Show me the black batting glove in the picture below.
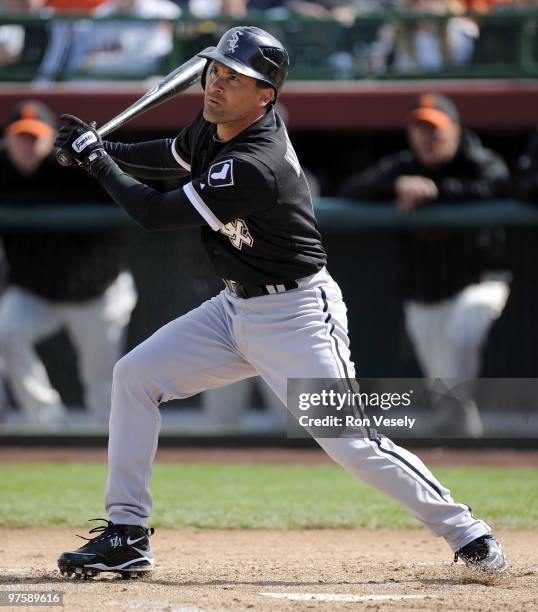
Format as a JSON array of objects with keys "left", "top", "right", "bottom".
[{"left": 55, "top": 114, "right": 107, "bottom": 172}]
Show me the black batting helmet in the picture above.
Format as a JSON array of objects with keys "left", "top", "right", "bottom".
[{"left": 198, "top": 26, "right": 289, "bottom": 101}]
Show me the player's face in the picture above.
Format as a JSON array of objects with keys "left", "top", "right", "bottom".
[
  {"left": 203, "top": 61, "right": 274, "bottom": 140},
  {"left": 407, "top": 120, "right": 461, "bottom": 167},
  {"left": 5, "top": 131, "right": 54, "bottom": 174}
]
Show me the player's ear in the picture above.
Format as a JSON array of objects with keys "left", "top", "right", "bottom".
[{"left": 258, "top": 87, "right": 274, "bottom": 108}]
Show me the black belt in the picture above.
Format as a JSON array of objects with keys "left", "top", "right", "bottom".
[{"left": 224, "top": 279, "right": 299, "bottom": 299}]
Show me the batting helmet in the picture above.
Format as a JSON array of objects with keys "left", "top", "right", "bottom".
[{"left": 198, "top": 27, "right": 289, "bottom": 101}]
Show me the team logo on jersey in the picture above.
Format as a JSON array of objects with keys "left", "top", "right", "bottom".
[
  {"left": 227, "top": 30, "right": 243, "bottom": 54},
  {"left": 208, "top": 159, "right": 234, "bottom": 187},
  {"left": 220, "top": 219, "right": 254, "bottom": 250}
]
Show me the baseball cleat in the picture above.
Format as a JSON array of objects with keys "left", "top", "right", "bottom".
[
  {"left": 454, "top": 534, "right": 508, "bottom": 573},
  {"left": 58, "top": 518, "right": 154, "bottom": 579}
]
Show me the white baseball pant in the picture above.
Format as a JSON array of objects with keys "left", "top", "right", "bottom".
[
  {"left": 404, "top": 279, "right": 509, "bottom": 435},
  {"left": 0, "top": 271, "right": 137, "bottom": 422},
  {"left": 106, "top": 267, "right": 490, "bottom": 551},
  {"left": 404, "top": 279, "right": 510, "bottom": 380}
]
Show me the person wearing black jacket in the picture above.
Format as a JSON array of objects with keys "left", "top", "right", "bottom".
[
  {"left": 0, "top": 101, "right": 137, "bottom": 425},
  {"left": 340, "top": 94, "right": 511, "bottom": 437},
  {"left": 516, "top": 128, "right": 538, "bottom": 203}
]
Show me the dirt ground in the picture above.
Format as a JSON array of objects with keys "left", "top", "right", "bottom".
[
  {"left": 1, "top": 528, "right": 536, "bottom": 612},
  {"left": 1, "top": 447, "right": 537, "bottom": 466},
  {"left": 1, "top": 448, "right": 536, "bottom": 610}
]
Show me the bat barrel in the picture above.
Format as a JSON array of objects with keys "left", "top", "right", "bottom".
[
  {"left": 55, "top": 50, "right": 210, "bottom": 167},
  {"left": 97, "top": 53, "right": 208, "bottom": 138}
]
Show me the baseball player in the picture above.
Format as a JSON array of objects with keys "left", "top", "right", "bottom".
[
  {"left": 54, "top": 26, "right": 507, "bottom": 578},
  {"left": 0, "top": 100, "right": 137, "bottom": 425},
  {"left": 339, "top": 94, "right": 511, "bottom": 437}
]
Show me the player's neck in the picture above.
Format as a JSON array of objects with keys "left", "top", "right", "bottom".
[{"left": 216, "top": 109, "right": 267, "bottom": 142}]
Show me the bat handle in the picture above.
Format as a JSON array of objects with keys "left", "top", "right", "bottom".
[{"left": 56, "top": 148, "right": 73, "bottom": 167}]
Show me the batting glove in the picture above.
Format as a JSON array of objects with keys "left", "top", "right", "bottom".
[{"left": 55, "top": 114, "right": 107, "bottom": 172}]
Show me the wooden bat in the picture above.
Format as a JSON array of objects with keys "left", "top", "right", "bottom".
[{"left": 56, "top": 50, "right": 209, "bottom": 166}]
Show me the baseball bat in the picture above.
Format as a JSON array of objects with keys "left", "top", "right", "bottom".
[{"left": 56, "top": 50, "right": 210, "bottom": 167}]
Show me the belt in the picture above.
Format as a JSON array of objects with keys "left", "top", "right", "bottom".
[{"left": 224, "top": 279, "right": 299, "bottom": 299}]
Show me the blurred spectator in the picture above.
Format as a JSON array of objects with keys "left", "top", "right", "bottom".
[
  {"left": 188, "top": 0, "right": 247, "bottom": 18},
  {"left": 460, "top": 0, "right": 496, "bottom": 10},
  {"left": 45, "top": 0, "right": 106, "bottom": 11},
  {"left": 247, "top": 0, "right": 290, "bottom": 14},
  {"left": 370, "top": 0, "right": 479, "bottom": 73},
  {"left": 0, "top": 21, "right": 25, "bottom": 66},
  {"left": 0, "top": 101, "right": 137, "bottom": 425},
  {"left": 0, "top": 0, "right": 67, "bottom": 83},
  {"left": 1, "top": 0, "right": 50, "bottom": 10},
  {"left": 493, "top": 0, "right": 538, "bottom": 9},
  {"left": 64, "top": 0, "right": 181, "bottom": 78},
  {"left": 287, "top": 0, "right": 357, "bottom": 26},
  {"left": 516, "top": 129, "right": 538, "bottom": 202},
  {"left": 340, "top": 93, "right": 511, "bottom": 436},
  {"left": 94, "top": 0, "right": 181, "bottom": 17},
  {"left": 470, "top": 0, "right": 538, "bottom": 67}
]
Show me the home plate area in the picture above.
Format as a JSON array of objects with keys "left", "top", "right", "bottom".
[{"left": 2, "top": 528, "right": 536, "bottom": 611}]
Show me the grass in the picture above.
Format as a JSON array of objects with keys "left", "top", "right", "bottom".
[{"left": 0, "top": 462, "right": 536, "bottom": 530}]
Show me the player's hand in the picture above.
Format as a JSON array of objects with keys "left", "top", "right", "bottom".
[
  {"left": 395, "top": 175, "right": 438, "bottom": 213},
  {"left": 55, "top": 114, "right": 106, "bottom": 172}
]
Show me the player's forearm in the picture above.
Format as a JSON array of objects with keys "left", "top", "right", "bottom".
[
  {"left": 92, "top": 155, "right": 204, "bottom": 231},
  {"left": 103, "top": 139, "right": 189, "bottom": 181}
]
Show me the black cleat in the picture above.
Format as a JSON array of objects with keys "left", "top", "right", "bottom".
[
  {"left": 454, "top": 534, "right": 508, "bottom": 573},
  {"left": 58, "top": 518, "right": 154, "bottom": 579}
]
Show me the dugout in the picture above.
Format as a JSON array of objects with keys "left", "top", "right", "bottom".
[{"left": 1, "top": 11, "right": 537, "bottom": 442}]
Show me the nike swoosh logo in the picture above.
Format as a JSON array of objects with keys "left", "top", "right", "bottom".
[
  {"left": 126, "top": 535, "right": 145, "bottom": 546},
  {"left": 210, "top": 163, "right": 230, "bottom": 180}
]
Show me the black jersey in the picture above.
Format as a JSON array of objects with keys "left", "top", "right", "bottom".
[
  {"left": 171, "top": 109, "right": 326, "bottom": 284},
  {"left": 97, "top": 109, "right": 326, "bottom": 284}
]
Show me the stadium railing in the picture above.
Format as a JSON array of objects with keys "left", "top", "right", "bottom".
[
  {"left": 0, "top": 10, "right": 536, "bottom": 82},
  {"left": 0, "top": 198, "right": 536, "bottom": 228}
]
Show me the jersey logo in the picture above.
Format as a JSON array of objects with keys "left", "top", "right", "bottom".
[
  {"left": 228, "top": 30, "right": 243, "bottom": 54},
  {"left": 220, "top": 219, "right": 254, "bottom": 250},
  {"left": 208, "top": 159, "right": 234, "bottom": 187},
  {"left": 284, "top": 129, "right": 301, "bottom": 177}
]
